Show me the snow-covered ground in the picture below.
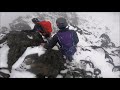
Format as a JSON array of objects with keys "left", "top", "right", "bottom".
[
  {"left": 0, "top": 43, "right": 9, "bottom": 68},
  {"left": 73, "top": 46, "right": 119, "bottom": 78},
  {"left": 10, "top": 70, "right": 36, "bottom": 78},
  {"left": 0, "top": 12, "right": 120, "bottom": 78},
  {"left": 0, "top": 45, "right": 46, "bottom": 78},
  {"left": 76, "top": 12, "right": 120, "bottom": 47},
  {"left": 0, "top": 31, "right": 119, "bottom": 78}
]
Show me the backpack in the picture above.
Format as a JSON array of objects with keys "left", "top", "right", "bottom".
[
  {"left": 57, "top": 30, "right": 76, "bottom": 55},
  {"left": 37, "top": 21, "right": 52, "bottom": 34}
]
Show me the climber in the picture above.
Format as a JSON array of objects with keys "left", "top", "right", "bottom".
[
  {"left": 32, "top": 18, "right": 53, "bottom": 41},
  {"left": 43, "top": 17, "right": 79, "bottom": 62}
]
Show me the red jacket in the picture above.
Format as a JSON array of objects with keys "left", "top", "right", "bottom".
[{"left": 37, "top": 21, "right": 52, "bottom": 34}]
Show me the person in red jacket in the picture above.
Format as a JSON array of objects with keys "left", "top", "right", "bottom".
[{"left": 32, "top": 18, "right": 53, "bottom": 39}]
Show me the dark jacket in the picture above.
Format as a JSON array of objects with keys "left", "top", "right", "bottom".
[
  {"left": 33, "top": 23, "right": 51, "bottom": 38},
  {"left": 33, "top": 24, "right": 44, "bottom": 33},
  {"left": 44, "top": 28, "right": 79, "bottom": 51}
]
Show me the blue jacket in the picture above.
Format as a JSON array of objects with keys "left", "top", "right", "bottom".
[{"left": 44, "top": 28, "right": 79, "bottom": 55}]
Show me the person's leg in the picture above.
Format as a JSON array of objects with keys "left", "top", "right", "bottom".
[
  {"left": 64, "top": 52, "right": 73, "bottom": 62},
  {"left": 67, "top": 55, "right": 73, "bottom": 62}
]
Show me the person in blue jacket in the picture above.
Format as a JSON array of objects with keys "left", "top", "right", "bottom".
[{"left": 44, "top": 17, "right": 79, "bottom": 62}]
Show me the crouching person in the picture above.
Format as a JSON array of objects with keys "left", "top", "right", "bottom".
[{"left": 42, "top": 17, "right": 79, "bottom": 62}]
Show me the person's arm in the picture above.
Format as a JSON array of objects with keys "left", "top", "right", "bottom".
[
  {"left": 72, "top": 31, "right": 79, "bottom": 45},
  {"left": 44, "top": 34, "right": 58, "bottom": 49}
]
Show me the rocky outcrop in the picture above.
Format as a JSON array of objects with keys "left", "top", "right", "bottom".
[
  {"left": 0, "top": 30, "right": 66, "bottom": 78},
  {"left": 21, "top": 50, "right": 66, "bottom": 78},
  {"left": 0, "top": 71, "right": 10, "bottom": 78},
  {"left": 0, "top": 30, "right": 44, "bottom": 71}
]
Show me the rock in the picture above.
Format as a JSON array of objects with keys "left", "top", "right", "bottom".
[
  {"left": 22, "top": 50, "right": 66, "bottom": 78},
  {"left": 0, "top": 30, "right": 67, "bottom": 78},
  {"left": 0, "top": 30, "right": 44, "bottom": 71},
  {"left": 9, "top": 16, "right": 31, "bottom": 31},
  {"left": 100, "top": 33, "right": 116, "bottom": 48},
  {"left": 0, "top": 71, "right": 10, "bottom": 78}
]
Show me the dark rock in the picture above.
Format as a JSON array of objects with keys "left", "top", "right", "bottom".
[
  {"left": 112, "top": 66, "right": 120, "bottom": 72},
  {"left": 24, "top": 50, "right": 66, "bottom": 78},
  {"left": 85, "top": 75, "right": 93, "bottom": 78},
  {"left": 0, "top": 30, "right": 44, "bottom": 72},
  {"left": 72, "top": 72, "right": 81, "bottom": 78},
  {"left": 100, "top": 33, "right": 116, "bottom": 48},
  {"left": 80, "top": 60, "right": 95, "bottom": 68},
  {"left": 94, "top": 68, "right": 101, "bottom": 75},
  {"left": 0, "top": 71, "right": 10, "bottom": 78}
]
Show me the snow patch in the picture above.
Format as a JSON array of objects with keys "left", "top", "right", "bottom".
[
  {"left": 10, "top": 70, "right": 36, "bottom": 78},
  {"left": 0, "top": 44, "right": 9, "bottom": 68},
  {"left": 73, "top": 47, "right": 119, "bottom": 78}
]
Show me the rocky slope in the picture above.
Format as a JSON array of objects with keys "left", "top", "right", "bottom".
[{"left": 0, "top": 12, "right": 120, "bottom": 78}]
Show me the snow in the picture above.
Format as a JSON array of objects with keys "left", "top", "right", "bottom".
[
  {"left": 76, "top": 33, "right": 91, "bottom": 47},
  {"left": 0, "top": 12, "right": 120, "bottom": 78},
  {"left": 76, "top": 12, "right": 120, "bottom": 47},
  {"left": 73, "top": 46, "right": 119, "bottom": 78},
  {"left": 0, "top": 34, "right": 6, "bottom": 40},
  {"left": 12, "top": 46, "right": 46, "bottom": 69},
  {"left": 0, "top": 43, "right": 9, "bottom": 68},
  {"left": 0, "top": 12, "right": 34, "bottom": 28},
  {"left": 0, "top": 69, "right": 9, "bottom": 74},
  {"left": 60, "top": 69, "right": 68, "bottom": 74},
  {"left": 110, "top": 56, "right": 120, "bottom": 66},
  {"left": 10, "top": 70, "right": 36, "bottom": 78},
  {"left": 0, "top": 12, "right": 119, "bottom": 46},
  {"left": 56, "top": 74, "right": 63, "bottom": 78}
]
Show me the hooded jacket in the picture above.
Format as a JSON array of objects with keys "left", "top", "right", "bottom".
[{"left": 44, "top": 27, "right": 79, "bottom": 52}]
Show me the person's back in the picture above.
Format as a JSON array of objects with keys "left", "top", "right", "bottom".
[
  {"left": 57, "top": 28, "right": 78, "bottom": 61},
  {"left": 44, "top": 17, "right": 79, "bottom": 62},
  {"left": 32, "top": 18, "right": 52, "bottom": 39}
]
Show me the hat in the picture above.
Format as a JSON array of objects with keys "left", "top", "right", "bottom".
[
  {"left": 56, "top": 17, "right": 68, "bottom": 29},
  {"left": 32, "top": 18, "right": 40, "bottom": 23}
]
